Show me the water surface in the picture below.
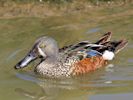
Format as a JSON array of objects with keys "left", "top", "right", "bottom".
[{"left": 0, "top": 5, "right": 133, "bottom": 100}]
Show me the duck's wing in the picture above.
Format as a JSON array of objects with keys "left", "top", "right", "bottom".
[
  {"left": 59, "top": 32, "right": 112, "bottom": 58},
  {"left": 59, "top": 42, "right": 103, "bottom": 61},
  {"left": 59, "top": 31, "right": 127, "bottom": 61},
  {"left": 59, "top": 41, "right": 89, "bottom": 53},
  {"left": 59, "top": 32, "right": 112, "bottom": 52},
  {"left": 59, "top": 41, "right": 103, "bottom": 54}
]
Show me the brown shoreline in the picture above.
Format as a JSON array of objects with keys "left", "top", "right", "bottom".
[{"left": 0, "top": 1, "right": 132, "bottom": 18}]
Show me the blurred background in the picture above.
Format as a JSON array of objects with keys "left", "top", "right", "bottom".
[{"left": 0, "top": 0, "right": 132, "bottom": 18}]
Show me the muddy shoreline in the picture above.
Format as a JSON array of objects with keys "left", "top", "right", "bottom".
[{"left": 0, "top": 0, "right": 132, "bottom": 18}]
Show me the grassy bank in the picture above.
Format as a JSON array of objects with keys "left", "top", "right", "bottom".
[{"left": 0, "top": 0, "right": 132, "bottom": 18}]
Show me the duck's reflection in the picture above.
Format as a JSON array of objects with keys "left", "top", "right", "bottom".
[
  {"left": 14, "top": 71, "right": 98, "bottom": 100},
  {"left": 15, "top": 65, "right": 115, "bottom": 100}
]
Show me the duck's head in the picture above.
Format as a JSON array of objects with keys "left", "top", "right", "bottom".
[{"left": 15, "top": 36, "right": 59, "bottom": 69}]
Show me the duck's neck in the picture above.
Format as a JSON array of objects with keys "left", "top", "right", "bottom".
[
  {"left": 46, "top": 50, "right": 59, "bottom": 61},
  {"left": 45, "top": 40, "right": 59, "bottom": 59}
]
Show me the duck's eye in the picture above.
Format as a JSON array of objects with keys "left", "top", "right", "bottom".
[{"left": 39, "top": 44, "right": 46, "bottom": 48}]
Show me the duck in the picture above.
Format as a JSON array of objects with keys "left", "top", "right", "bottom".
[{"left": 15, "top": 32, "right": 128, "bottom": 78}]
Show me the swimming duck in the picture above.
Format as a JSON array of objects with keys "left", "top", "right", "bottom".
[{"left": 15, "top": 32, "right": 128, "bottom": 78}]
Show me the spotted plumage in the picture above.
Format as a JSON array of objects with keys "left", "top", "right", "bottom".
[{"left": 15, "top": 32, "right": 128, "bottom": 78}]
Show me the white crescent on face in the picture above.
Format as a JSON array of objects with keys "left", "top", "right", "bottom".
[{"left": 38, "top": 46, "right": 47, "bottom": 58}]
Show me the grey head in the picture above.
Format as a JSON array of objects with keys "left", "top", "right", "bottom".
[{"left": 15, "top": 36, "right": 59, "bottom": 69}]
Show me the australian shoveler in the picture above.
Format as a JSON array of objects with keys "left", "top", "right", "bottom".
[{"left": 15, "top": 32, "right": 128, "bottom": 78}]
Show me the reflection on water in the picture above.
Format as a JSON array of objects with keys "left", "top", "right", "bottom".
[
  {"left": 90, "top": 93, "right": 133, "bottom": 100},
  {"left": 14, "top": 59, "right": 133, "bottom": 100},
  {"left": 15, "top": 72, "right": 95, "bottom": 100},
  {"left": 0, "top": 5, "right": 133, "bottom": 100}
]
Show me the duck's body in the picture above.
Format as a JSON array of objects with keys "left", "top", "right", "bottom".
[
  {"left": 15, "top": 32, "right": 128, "bottom": 78},
  {"left": 36, "top": 55, "right": 78, "bottom": 77}
]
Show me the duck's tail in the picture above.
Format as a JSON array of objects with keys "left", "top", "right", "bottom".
[
  {"left": 87, "top": 32, "right": 128, "bottom": 60},
  {"left": 93, "top": 32, "right": 128, "bottom": 54},
  {"left": 100, "top": 39, "right": 128, "bottom": 54},
  {"left": 94, "top": 39, "right": 128, "bottom": 60}
]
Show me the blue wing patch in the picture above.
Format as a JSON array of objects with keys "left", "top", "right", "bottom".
[{"left": 87, "top": 50, "right": 102, "bottom": 57}]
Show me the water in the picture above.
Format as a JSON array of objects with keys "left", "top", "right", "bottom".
[{"left": 0, "top": 5, "right": 133, "bottom": 100}]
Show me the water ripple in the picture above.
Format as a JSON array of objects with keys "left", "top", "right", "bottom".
[{"left": 85, "top": 27, "right": 101, "bottom": 34}]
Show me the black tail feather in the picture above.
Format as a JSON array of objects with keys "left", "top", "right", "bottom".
[
  {"left": 96, "top": 39, "right": 128, "bottom": 54},
  {"left": 95, "top": 32, "right": 112, "bottom": 44}
]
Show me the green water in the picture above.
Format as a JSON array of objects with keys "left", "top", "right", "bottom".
[{"left": 0, "top": 5, "right": 133, "bottom": 100}]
